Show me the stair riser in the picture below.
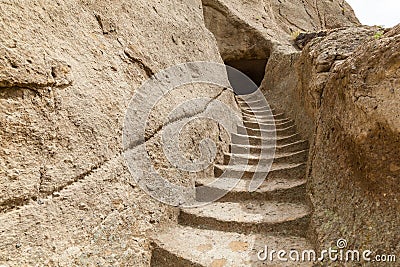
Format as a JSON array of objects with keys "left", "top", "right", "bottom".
[
  {"left": 223, "top": 151, "right": 308, "bottom": 165},
  {"left": 240, "top": 122, "right": 295, "bottom": 131},
  {"left": 179, "top": 212, "right": 311, "bottom": 238},
  {"left": 242, "top": 119, "right": 291, "bottom": 126},
  {"left": 195, "top": 183, "right": 307, "bottom": 204},
  {"left": 236, "top": 95, "right": 263, "bottom": 102},
  {"left": 237, "top": 98, "right": 264, "bottom": 103},
  {"left": 239, "top": 103, "right": 274, "bottom": 110},
  {"left": 241, "top": 111, "right": 286, "bottom": 120},
  {"left": 237, "top": 126, "right": 296, "bottom": 137},
  {"left": 231, "top": 135, "right": 276, "bottom": 146},
  {"left": 151, "top": 245, "right": 203, "bottom": 267},
  {"left": 230, "top": 141, "right": 308, "bottom": 155},
  {"left": 231, "top": 134, "right": 301, "bottom": 146},
  {"left": 244, "top": 127, "right": 296, "bottom": 137},
  {"left": 237, "top": 125, "right": 276, "bottom": 134},
  {"left": 214, "top": 165, "right": 306, "bottom": 180},
  {"left": 237, "top": 98, "right": 275, "bottom": 107},
  {"left": 243, "top": 120, "right": 294, "bottom": 129},
  {"left": 241, "top": 108, "right": 277, "bottom": 115}
]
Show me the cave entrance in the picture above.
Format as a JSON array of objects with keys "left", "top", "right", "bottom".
[
  {"left": 226, "top": 59, "right": 268, "bottom": 87},
  {"left": 225, "top": 59, "right": 268, "bottom": 95},
  {"left": 200, "top": 3, "right": 271, "bottom": 95}
]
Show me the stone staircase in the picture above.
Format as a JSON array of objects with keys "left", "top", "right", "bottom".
[{"left": 150, "top": 95, "right": 314, "bottom": 266}]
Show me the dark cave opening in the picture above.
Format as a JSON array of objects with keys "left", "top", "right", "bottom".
[{"left": 225, "top": 59, "right": 268, "bottom": 95}]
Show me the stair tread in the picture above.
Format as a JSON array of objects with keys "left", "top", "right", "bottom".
[
  {"left": 196, "top": 177, "right": 307, "bottom": 193},
  {"left": 215, "top": 162, "right": 305, "bottom": 173},
  {"left": 232, "top": 132, "right": 300, "bottom": 140},
  {"left": 242, "top": 119, "right": 294, "bottom": 126},
  {"left": 237, "top": 125, "right": 296, "bottom": 132},
  {"left": 230, "top": 139, "right": 308, "bottom": 149},
  {"left": 181, "top": 201, "right": 310, "bottom": 225},
  {"left": 241, "top": 104, "right": 275, "bottom": 109},
  {"left": 241, "top": 108, "right": 276, "bottom": 114},
  {"left": 242, "top": 112, "right": 285, "bottom": 118},
  {"left": 242, "top": 117, "right": 291, "bottom": 123},
  {"left": 224, "top": 149, "right": 308, "bottom": 160},
  {"left": 152, "top": 226, "right": 313, "bottom": 266}
]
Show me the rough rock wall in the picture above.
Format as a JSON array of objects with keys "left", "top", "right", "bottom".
[
  {"left": 202, "top": 0, "right": 399, "bottom": 258},
  {"left": 202, "top": 0, "right": 359, "bottom": 62},
  {"left": 309, "top": 25, "right": 400, "bottom": 255},
  {"left": 203, "top": 0, "right": 359, "bottom": 139},
  {"left": 263, "top": 26, "right": 379, "bottom": 139},
  {"left": 263, "top": 21, "right": 400, "bottom": 256},
  {"left": 0, "top": 0, "right": 237, "bottom": 265}
]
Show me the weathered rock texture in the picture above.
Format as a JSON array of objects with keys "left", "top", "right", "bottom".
[
  {"left": 202, "top": 0, "right": 360, "bottom": 138},
  {"left": 263, "top": 22, "right": 400, "bottom": 259},
  {"left": 0, "top": 0, "right": 237, "bottom": 265},
  {"left": 2, "top": 0, "right": 397, "bottom": 265},
  {"left": 264, "top": 26, "right": 381, "bottom": 139},
  {"left": 202, "top": 0, "right": 359, "bottom": 62},
  {"left": 309, "top": 25, "right": 400, "bottom": 255},
  {"left": 202, "top": 0, "right": 399, "bottom": 259}
]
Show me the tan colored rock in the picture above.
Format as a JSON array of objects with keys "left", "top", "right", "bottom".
[
  {"left": 1, "top": 0, "right": 388, "bottom": 265},
  {"left": 0, "top": 0, "right": 237, "bottom": 265},
  {"left": 202, "top": 0, "right": 359, "bottom": 62},
  {"left": 263, "top": 26, "right": 380, "bottom": 139},
  {"left": 309, "top": 25, "right": 400, "bottom": 254},
  {"left": 262, "top": 21, "right": 399, "bottom": 256},
  {"left": 202, "top": 0, "right": 360, "bottom": 134}
]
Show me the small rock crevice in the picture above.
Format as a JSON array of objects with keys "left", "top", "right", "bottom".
[
  {"left": 124, "top": 47, "right": 155, "bottom": 78},
  {"left": 125, "top": 88, "right": 228, "bottom": 151},
  {"left": 0, "top": 159, "right": 108, "bottom": 214}
]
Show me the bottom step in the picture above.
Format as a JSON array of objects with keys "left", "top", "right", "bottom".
[{"left": 151, "top": 226, "right": 314, "bottom": 266}]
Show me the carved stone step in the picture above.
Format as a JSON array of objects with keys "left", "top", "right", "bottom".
[
  {"left": 241, "top": 106, "right": 275, "bottom": 113},
  {"left": 151, "top": 226, "right": 313, "bottom": 266},
  {"left": 179, "top": 201, "right": 311, "bottom": 237},
  {"left": 237, "top": 124, "right": 297, "bottom": 137},
  {"left": 241, "top": 110, "right": 286, "bottom": 120},
  {"left": 242, "top": 116, "right": 292, "bottom": 124},
  {"left": 214, "top": 163, "right": 306, "bottom": 180},
  {"left": 230, "top": 140, "right": 309, "bottom": 155},
  {"left": 223, "top": 149, "right": 308, "bottom": 165},
  {"left": 195, "top": 177, "right": 308, "bottom": 203},
  {"left": 237, "top": 98, "right": 272, "bottom": 107},
  {"left": 231, "top": 132, "right": 302, "bottom": 147},
  {"left": 242, "top": 119, "right": 294, "bottom": 129}
]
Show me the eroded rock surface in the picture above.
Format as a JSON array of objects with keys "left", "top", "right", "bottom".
[
  {"left": 202, "top": 0, "right": 359, "bottom": 61},
  {"left": 263, "top": 22, "right": 399, "bottom": 256},
  {"left": 0, "top": 0, "right": 236, "bottom": 265},
  {"left": 263, "top": 26, "right": 381, "bottom": 139},
  {"left": 1, "top": 0, "right": 397, "bottom": 265},
  {"left": 310, "top": 25, "right": 400, "bottom": 255}
]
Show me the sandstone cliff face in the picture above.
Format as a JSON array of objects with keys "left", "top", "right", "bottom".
[
  {"left": 263, "top": 22, "right": 400, "bottom": 257},
  {"left": 309, "top": 25, "right": 400, "bottom": 255},
  {"left": 0, "top": 0, "right": 236, "bottom": 265},
  {"left": 263, "top": 26, "right": 380, "bottom": 139},
  {"left": 203, "top": 0, "right": 359, "bottom": 61},
  {"left": 202, "top": 0, "right": 360, "bottom": 138},
  {"left": 1, "top": 0, "right": 397, "bottom": 265},
  {"left": 206, "top": 0, "right": 398, "bottom": 258}
]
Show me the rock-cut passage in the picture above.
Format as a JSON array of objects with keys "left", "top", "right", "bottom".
[
  {"left": 150, "top": 94, "right": 314, "bottom": 266},
  {"left": 226, "top": 59, "right": 268, "bottom": 87}
]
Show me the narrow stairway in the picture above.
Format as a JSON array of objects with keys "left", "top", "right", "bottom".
[{"left": 151, "top": 95, "right": 314, "bottom": 266}]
